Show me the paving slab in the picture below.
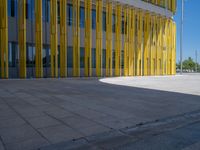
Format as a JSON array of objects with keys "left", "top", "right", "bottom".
[
  {"left": 0, "top": 139, "right": 5, "bottom": 150},
  {"left": 38, "top": 125, "right": 83, "bottom": 144},
  {"left": 0, "top": 124, "right": 41, "bottom": 144},
  {"left": 100, "top": 74, "right": 200, "bottom": 96},
  {"left": 5, "top": 136, "right": 49, "bottom": 150},
  {"left": 26, "top": 115, "right": 62, "bottom": 129},
  {"left": 0, "top": 74, "right": 200, "bottom": 149}
]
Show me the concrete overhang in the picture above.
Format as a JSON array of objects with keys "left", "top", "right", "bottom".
[
  {"left": 88, "top": 0, "right": 173, "bottom": 18},
  {"left": 113, "top": 0, "right": 173, "bottom": 18}
]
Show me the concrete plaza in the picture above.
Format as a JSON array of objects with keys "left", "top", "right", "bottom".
[{"left": 0, "top": 74, "right": 200, "bottom": 150}]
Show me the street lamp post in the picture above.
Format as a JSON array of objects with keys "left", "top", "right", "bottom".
[{"left": 180, "top": 0, "right": 184, "bottom": 74}]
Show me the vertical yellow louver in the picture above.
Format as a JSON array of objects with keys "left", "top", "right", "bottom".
[
  {"left": 115, "top": 4, "right": 122, "bottom": 76},
  {"left": 18, "top": 0, "right": 26, "bottom": 78},
  {"left": 166, "top": 19, "right": 170, "bottom": 75},
  {"left": 163, "top": 18, "right": 168, "bottom": 75},
  {"left": 73, "top": 0, "right": 80, "bottom": 77},
  {"left": 85, "top": 0, "right": 92, "bottom": 77},
  {"left": 0, "top": 0, "right": 8, "bottom": 78},
  {"left": 151, "top": 15, "right": 156, "bottom": 76},
  {"left": 96, "top": 0, "right": 103, "bottom": 77},
  {"left": 124, "top": 7, "right": 129, "bottom": 76},
  {"left": 50, "top": 0, "right": 58, "bottom": 77},
  {"left": 160, "top": 17, "right": 164, "bottom": 75},
  {"left": 156, "top": 16, "right": 162, "bottom": 75},
  {"left": 106, "top": 2, "right": 113, "bottom": 77},
  {"left": 129, "top": 8, "right": 135, "bottom": 76},
  {"left": 172, "top": 0, "right": 177, "bottom": 14},
  {"left": 169, "top": 19, "right": 173, "bottom": 75},
  {"left": 35, "top": 0, "right": 43, "bottom": 78},
  {"left": 136, "top": 10, "right": 143, "bottom": 76},
  {"left": 60, "top": 0, "right": 67, "bottom": 77},
  {"left": 144, "top": 12, "right": 150, "bottom": 76},
  {"left": 172, "top": 21, "right": 176, "bottom": 75}
]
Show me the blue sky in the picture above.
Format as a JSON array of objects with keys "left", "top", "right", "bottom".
[{"left": 174, "top": 0, "right": 200, "bottom": 63}]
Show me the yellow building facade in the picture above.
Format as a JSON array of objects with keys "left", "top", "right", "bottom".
[{"left": 0, "top": 0, "right": 176, "bottom": 78}]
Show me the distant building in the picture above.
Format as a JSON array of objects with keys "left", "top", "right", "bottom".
[{"left": 0, "top": 0, "right": 177, "bottom": 78}]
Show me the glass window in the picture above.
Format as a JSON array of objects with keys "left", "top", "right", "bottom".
[
  {"left": 42, "top": 0, "right": 46, "bottom": 21},
  {"left": 122, "top": 18, "right": 124, "bottom": 34},
  {"left": 26, "top": 44, "right": 35, "bottom": 67},
  {"left": 102, "top": 12, "right": 106, "bottom": 31},
  {"left": 80, "top": 48, "right": 84, "bottom": 68},
  {"left": 58, "top": 46, "right": 60, "bottom": 67},
  {"left": 46, "top": 47, "right": 50, "bottom": 67},
  {"left": 42, "top": 48, "right": 46, "bottom": 67},
  {"left": 42, "top": 0, "right": 50, "bottom": 22},
  {"left": 8, "top": 0, "right": 11, "bottom": 17},
  {"left": 32, "top": 0, "right": 35, "bottom": 20},
  {"left": 8, "top": 43, "right": 12, "bottom": 67},
  {"left": 80, "top": 7, "right": 85, "bottom": 28},
  {"left": 8, "top": 42, "right": 18, "bottom": 68},
  {"left": 68, "top": 4, "right": 73, "bottom": 26},
  {"left": 102, "top": 49, "right": 106, "bottom": 68},
  {"left": 57, "top": 1, "right": 60, "bottom": 24},
  {"left": 43, "top": 0, "right": 50, "bottom": 22},
  {"left": 92, "top": 9, "right": 96, "bottom": 29},
  {"left": 47, "top": 0, "right": 50, "bottom": 22},
  {"left": 121, "top": 50, "right": 124, "bottom": 69},
  {"left": 8, "top": 0, "right": 16, "bottom": 17},
  {"left": 112, "top": 50, "right": 115, "bottom": 68},
  {"left": 67, "top": 47, "right": 73, "bottom": 68},
  {"left": 112, "top": 14, "right": 115, "bottom": 33},
  {"left": 92, "top": 48, "right": 96, "bottom": 68},
  {"left": 26, "top": 0, "right": 31, "bottom": 19}
]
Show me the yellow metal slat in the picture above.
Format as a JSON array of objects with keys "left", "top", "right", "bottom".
[
  {"left": 144, "top": 12, "right": 150, "bottom": 76},
  {"left": 160, "top": 17, "right": 164, "bottom": 75},
  {"left": 136, "top": 10, "right": 143, "bottom": 76},
  {"left": 156, "top": 16, "right": 162, "bottom": 75},
  {"left": 172, "top": 22, "right": 176, "bottom": 75},
  {"left": 172, "top": 0, "right": 177, "bottom": 14},
  {"left": 18, "top": 0, "right": 26, "bottom": 78},
  {"left": 84, "top": 0, "right": 92, "bottom": 77},
  {"left": 128, "top": 8, "right": 135, "bottom": 76},
  {"left": 60, "top": 0, "right": 67, "bottom": 77},
  {"left": 115, "top": 4, "right": 122, "bottom": 76},
  {"left": 169, "top": 19, "right": 173, "bottom": 75},
  {"left": 50, "top": 0, "right": 58, "bottom": 77},
  {"left": 163, "top": 18, "right": 167, "bottom": 75},
  {"left": 96, "top": 0, "right": 103, "bottom": 77},
  {"left": 73, "top": 0, "right": 80, "bottom": 77},
  {"left": 124, "top": 7, "right": 129, "bottom": 76},
  {"left": 166, "top": 19, "right": 171, "bottom": 75},
  {"left": 35, "top": 0, "right": 43, "bottom": 78},
  {"left": 151, "top": 15, "right": 156, "bottom": 76},
  {"left": 106, "top": 2, "right": 112, "bottom": 77},
  {"left": 0, "top": 0, "right": 8, "bottom": 78}
]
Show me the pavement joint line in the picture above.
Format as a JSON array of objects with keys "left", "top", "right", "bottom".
[
  {"left": 39, "top": 109, "right": 200, "bottom": 150},
  {"left": 0, "top": 136, "right": 6, "bottom": 150},
  {"left": 30, "top": 92, "right": 118, "bottom": 131},
  {"left": 121, "top": 108, "right": 200, "bottom": 132},
  {"left": 0, "top": 96, "right": 52, "bottom": 145}
]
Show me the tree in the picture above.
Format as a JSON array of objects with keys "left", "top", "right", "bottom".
[
  {"left": 182, "top": 57, "right": 196, "bottom": 70},
  {"left": 176, "top": 57, "right": 199, "bottom": 72}
]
